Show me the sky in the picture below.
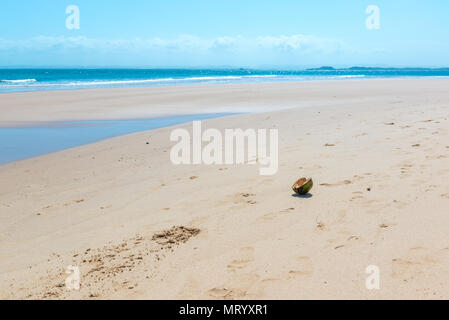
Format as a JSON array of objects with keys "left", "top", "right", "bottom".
[{"left": 0, "top": 0, "right": 448, "bottom": 68}]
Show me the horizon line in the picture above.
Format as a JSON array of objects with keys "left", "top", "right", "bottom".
[{"left": 1, "top": 65, "right": 449, "bottom": 70}]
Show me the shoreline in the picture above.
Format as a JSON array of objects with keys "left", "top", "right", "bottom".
[
  {"left": 0, "top": 78, "right": 446, "bottom": 126},
  {"left": 0, "top": 76, "right": 401, "bottom": 95},
  {"left": 1, "top": 78, "right": 449, "bottom": 299},
  {"left": 0, "top": 113, "right": 239, "bottom": 166},
  {"left": 1, "top": 76, "right": 443, "bottom": 94}
]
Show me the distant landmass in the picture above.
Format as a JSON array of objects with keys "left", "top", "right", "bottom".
[
  {"left": 307, "top": 66, "right": 449, "bottom": 71},
  {"left": 307, "top": 66, "right": 335, "bottom": 71}
]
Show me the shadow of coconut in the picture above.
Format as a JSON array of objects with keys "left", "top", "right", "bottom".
[{"left": 291, "top": 193, "right": 313, "bottom": 199}]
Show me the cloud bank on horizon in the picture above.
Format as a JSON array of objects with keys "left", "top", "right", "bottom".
[
  {"left": 0, "top": 34, "right": 351, "bottom": 67},
  {"left": 0, "top": 0, "right": 448, "bottom": 68}
]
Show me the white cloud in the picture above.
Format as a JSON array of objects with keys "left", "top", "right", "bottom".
[
  {"left": 0, "top": 34, "right": 351, "bottom": 66},
  {"left": 256, "top": 35, "right": 343, "bottom": 53},
  {"left": 0, "top": 34, "right": 344, "bottom": 53}
]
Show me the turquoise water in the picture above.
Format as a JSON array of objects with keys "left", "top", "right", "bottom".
[
  {"left": 1, "top": 68, "right": 449, "bottom": 93},
  {"left": 0, "top": 114, "right": 234, "bottom": 165}
]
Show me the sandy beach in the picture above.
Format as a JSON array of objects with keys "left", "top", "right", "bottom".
[{"left": 0, "top": 78, "right": 448, "bottom": 299}]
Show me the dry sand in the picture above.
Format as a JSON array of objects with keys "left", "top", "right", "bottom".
[{"left": 0, "top": 79, "right": 448, "bottom": 299}]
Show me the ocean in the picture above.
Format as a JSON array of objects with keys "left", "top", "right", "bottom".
[{"left": 1, "top": 68, "right": 449, "bottom": 93}]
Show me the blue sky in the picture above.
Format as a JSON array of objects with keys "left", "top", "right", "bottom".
[{"left": 0, "top": 0, "right": 448, "bottom": 67}]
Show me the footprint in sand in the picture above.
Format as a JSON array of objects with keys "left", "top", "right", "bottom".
[
  {"left": 241, "top": 193, "right": 256, "bottom": 198},
  {"left": 390, "top": 199, "right": 408, "bottom": 209},
  {"left": 207, "top": 286, "right": 249, "bottom": 300},
  {"left": 331, "top": 235, "right": 361, "bottom": 251},
  {"left": 256, "top": 278, "right": 282, "bottom": 295},
  {"left": 316, "top": 221, "right": 326, "bottom": 231},
  {"left": 396, "top": 161, "right": 414, "bottom": 178},
  {"left": 227, "top": 247, "right": 255, "bottom": 272},
  {"left": 350, "top": 195, "right": 365, "bottom": 201},
  {"left": 207, "top": 287, "right": 234, "bottom": 299},
  {"left": 258, "top": 208, "right": 294, "bottom": 222},
  {"left": 391, "top": 247, "right": 440, "bottom": 281},
  {"left": 63, "top": 199, "right": 85, "bottom": 207},
  {"left": 207, "top": 274, "right": 260, "bottom": 299},
  {"left": 228, "top": 193, "right": 257, "bottom": 205},
  {"left": 424, "top": 185, "right": 438, "bottom": 192},
  {"left": 288, "top": 257, "right": 314, "bottom": 279},
  {"left": 320, "top": 180, "right": 352, "bottom": 187},
  {"left": 353, "top": 132, "right": 368, "bottom": 138}
]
